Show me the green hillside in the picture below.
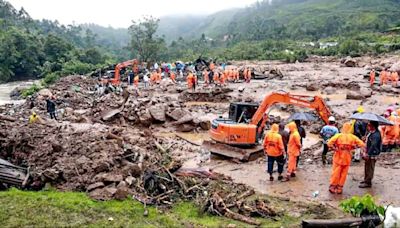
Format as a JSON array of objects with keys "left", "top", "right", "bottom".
[{"left": 156, "top": 0, "right": 400, "bottom": 42}]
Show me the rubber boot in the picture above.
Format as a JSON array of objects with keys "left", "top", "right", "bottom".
[
  {"left": 329, "top": 185, "right": 336, "bottom": 194},
  {"left": 336, "top": 186, "right": 343, "bottom": 194},
  {"left": 322, "top": 154, "right": 327, "bottom": 165}
]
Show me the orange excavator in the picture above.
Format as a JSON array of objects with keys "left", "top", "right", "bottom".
[
  {"left": 204, "top": 91, "right": 331, "bottom": 161},
  {"left": 102, "top": 59, "right": 139, "bottom": 86}
]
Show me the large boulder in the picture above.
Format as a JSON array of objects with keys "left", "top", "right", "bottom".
[
  {"left": 149, "top": 105, "right": 166, "bottom": 122},
  {"left": 390, "top": 61, "right": 400, "bottom": 73},
  {"left": 346, "top": 89, "right": 371, "bottom": 100},
  {"left": 38, "top": 88, "right": 53, "bottom": 97},
  {"left": 344, "top": 57, "right": 357, "bottom": 67}
]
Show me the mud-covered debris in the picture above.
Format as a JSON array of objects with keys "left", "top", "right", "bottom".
[
  {"left": 343, "top": 57, "right": 357, "bottom": 67},
  {"left": 306, "top": 83, "right": 319, "bottom": 91},
  {"left": 149, "top": 105, "right": 166, "bottom": 122}
]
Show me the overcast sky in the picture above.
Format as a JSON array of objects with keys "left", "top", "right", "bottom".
[{"left": 8, "top": 0, "right": 258, "bottom": 28}]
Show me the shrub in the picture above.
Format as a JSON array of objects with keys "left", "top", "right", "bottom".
[
  {"left": 21, "top": 83, "right": 42, "bottom": 98},
  {"left": 339, "top": 194, "right": 385, "bottom": 217}
]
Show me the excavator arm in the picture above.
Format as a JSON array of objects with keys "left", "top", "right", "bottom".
[
  {"left": 251, "top": 92, "right": 331, "bottom": 135},
  {"left": 110, "top": 59, "right": 139, "bottom": 85}
]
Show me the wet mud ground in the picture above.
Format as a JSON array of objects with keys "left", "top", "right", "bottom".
[{"left": 164, "top": 57, "right": 400, "bottom": 208}]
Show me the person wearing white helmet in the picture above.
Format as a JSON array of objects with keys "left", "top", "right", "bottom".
[{"left": 320, "top": 116, "right": 339, "bottom": 165}]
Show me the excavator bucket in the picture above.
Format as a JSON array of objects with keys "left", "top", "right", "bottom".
[{"left": 202, "top": 140, "right": 264, "bottom": 162}]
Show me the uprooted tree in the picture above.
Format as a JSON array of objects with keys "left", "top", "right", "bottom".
[{"left": 128, "top": 16, "right": 166, "bottom": 64}]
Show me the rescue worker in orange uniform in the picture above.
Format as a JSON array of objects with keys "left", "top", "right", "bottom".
[
  {"left": 285, "top": 121, "right": 301, "bottom": 181},
  {"left": 369, "top": 69, "right": 375, "bottom": 87},
  {"left": 203, "top": 69, "right": 209, "bottom": 86},
  {"left": 327, "top": 122, "right": 365, "bottom": 194},
  {"left": 263, "top": 124, "right": 285, "bottom": 181},
  {"left": 382, "top": 115, "right": 399, "bottom": 152},
  {"left": 391, "top": 71, "right": 399, "bottom": 87},
  {"left": 243, "top": 68, "right": 248, "bottom": 82},
  {"left": 246, "top": 67, "right": 252, "bottom": 83},
  {"left": 213, "top": 70, "right": 219, "bottom": 86},
  {"left": 150, "top": 71, "right": 157, "bottom": 85},
  {"left": 380, "top": 70, "right": 388, "bottom": 85},
  {"left": 228, "top": 68, "right": 234, "bottom": 81},
  {"left": 170, "top": 71, "right": 176, "bottom": 84},
  {"left": 220, "top": 71, "right": 226, "bottom": 86},
  {"left": 156, "top": 71, "right": 162, "bottom": 83},
  {"left": 186, "top": 72, "right": 194, "bottom": 90},
  {"left": 133, "top": 75, "right": 139, "bottom": 89},
  {"left": 235, "top": 69, "right": 240, "bottom": 82}
]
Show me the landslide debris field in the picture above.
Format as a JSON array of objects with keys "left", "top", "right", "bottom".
[{"left": 1, "top": 55, "right": 400, "bottom": 224}]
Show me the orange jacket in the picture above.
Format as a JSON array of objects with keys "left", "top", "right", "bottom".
[
  {"left": 287, "top": 122, "right": 301, "bottom": 156},
  {"left": 150, "top": 73, "right": 157, "bottom": 82},
  {"left": 263, "top": 124, "right": 284, "bottom": 156},
  {"left": 328, "top": 122, "right": 365, "bottom": 166},
  {"left": 134, "top": 75, "right": 139, "bottom": 84},
  {"left": 187, "top": 73, "right": 194, "bottom": 85},
  {"left": 380, "top": 71, "right": 387, "bottom": 84},
  {"left": 213, "top": 71, "right": 219, "bottom": 83},
  {"left": 170, "top": 72, "right": 176, "bottom": 80},
  {"left": 383, "top": 115, "right": 399, "bottom": 144},
  {"left": 246, "top": 69, "right": 252, "bottom": 78},
  {"left": 392, "top": 72, "right": 399, "bottom": 82},
  {"left": 370, "top": 70, "right": 375, "bottom": 84}
]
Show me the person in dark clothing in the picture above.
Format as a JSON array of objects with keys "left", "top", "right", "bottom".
[
  {"left": 279, "top": 123, "right": 289, "bottom": 153},
  {"left": 46, "top": 98, "right": 57, "bottom": 120},
  {"left": 295, "top": 120, "right": 306, "bottom": 144},
  {"left": 359, "top": 121, "right": 382, "bottom": 188},
  {"left": 295, "top": 120, "right": 306, "bottom": 166},
  {"left": 354, "top": 120, "right": 367, "bottom": 139}
]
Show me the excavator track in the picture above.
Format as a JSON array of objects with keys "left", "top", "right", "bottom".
[{"left": 202, "top": 140, "right": 264, "bottom": 162}]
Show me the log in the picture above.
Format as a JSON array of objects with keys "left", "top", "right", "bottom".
[
  {"left": 0, "top": 114, "right": 16, "bottom": 122},
  {"left": 302, "top": 215, "right": 381, "bottom": 228}
]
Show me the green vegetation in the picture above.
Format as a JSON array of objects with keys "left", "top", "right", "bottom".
[
  {"left": 0, "top": 0, "right": 120, "bottom": 83},
  {"left": 340, "top": 194, "right": 385, "bottom": 217},
  {"left": 0, "top": 188, "right": 310, "bottom": 227},
  {"left": 3, "top": 0, "right": 400, "bottom": 84}
]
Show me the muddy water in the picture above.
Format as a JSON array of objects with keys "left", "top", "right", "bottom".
[{"left": 0, "top": 81, "right": 37, "bottom": 105}]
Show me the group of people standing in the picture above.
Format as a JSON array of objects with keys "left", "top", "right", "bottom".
[
  {"left": 263, "top": 120, "right": 305, "bottom": 182},
  {"left": 125, "top": 61, "right": 253, "bottom": 91},
  {"left": 263, "top": 106, "right": 386, "bottom": 195},
  {"left": 370, "top": 69, "right": 399, "bottom": 87}
]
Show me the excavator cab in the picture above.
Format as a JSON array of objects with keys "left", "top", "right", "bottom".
[
  {"left": 228, "top": 103, "right": 259, "bottom": 123},
  {"left": 210, "top": 102, "right": 260, "bottom": 147}
]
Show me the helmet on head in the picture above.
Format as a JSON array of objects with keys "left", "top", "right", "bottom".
[
  {"left": 328, "top": 116, "right": 336, "bottom": 122},
  {"left": 356, "top": 106, "right": 364, "bottom": 113}
]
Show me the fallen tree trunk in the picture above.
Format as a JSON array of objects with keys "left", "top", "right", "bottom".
[{"left": 302, "top": 215, "right": 381, "bottom": 227}]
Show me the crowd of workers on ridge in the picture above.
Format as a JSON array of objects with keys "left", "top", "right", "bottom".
[
  {"left": 263, "top": 104, "right": 400, "bottom": 195},
  {"left": 369, "top": 68, "right": 399, "bottom": 87},
  {"left": 123, "top": 60, "right": 253, "bottom": 91}
]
